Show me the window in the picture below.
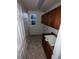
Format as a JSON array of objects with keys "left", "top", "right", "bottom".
[{"left": 31, "top": 14, "right": 37, "bottom": 25}]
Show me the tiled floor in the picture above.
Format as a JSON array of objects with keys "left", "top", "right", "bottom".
[{"left": 27, "top": 35, "right": 47, "bottom": 59}]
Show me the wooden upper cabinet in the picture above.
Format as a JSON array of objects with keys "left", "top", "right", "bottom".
[
  {"left": 48, "top": 9, "right": 56, "bottom": 27},
  {"left": 42, "top": 14, "right": 48, "bottom": 25},
  {"left": 54, "top": 6, "right": 61, "bottom": 29},
  {"left": 42, "top": 6, "right": 61, "bottom": 29}
]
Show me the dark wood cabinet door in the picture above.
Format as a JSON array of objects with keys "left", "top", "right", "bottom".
[
  {"left": 48, "top": 9, "right": 56, "bottom": 27},
  {"left": 42, "top": 40, "right": 53, "bottom": 59},
  {"left": 53, "top": 6, "right": 61, "bottom": 29},
  {"left": 42, "top": 14, "right": 48, "bottom": 25},
  {"left": 49, "top": 6, "right": 61, "bottom": 29},
  {"left": 42, "top": 6, "right": 61, "bottom": 29}
]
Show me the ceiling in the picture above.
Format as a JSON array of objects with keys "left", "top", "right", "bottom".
[{"left": 18, "top": 0, "right": 61, "bottom": 12}]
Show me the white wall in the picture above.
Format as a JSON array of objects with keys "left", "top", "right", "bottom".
[
  {"left": 51, "top": 28, "right": 61, "bottom": 59},
  {"left": 22, "top": 10, "right": 30, "bottom": 42},
  {"left": 28, "top": 11, "right": 44, "bottom": 35},
  {"left": 17, "top": 3, "right": 29, "bottom": 59}
]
